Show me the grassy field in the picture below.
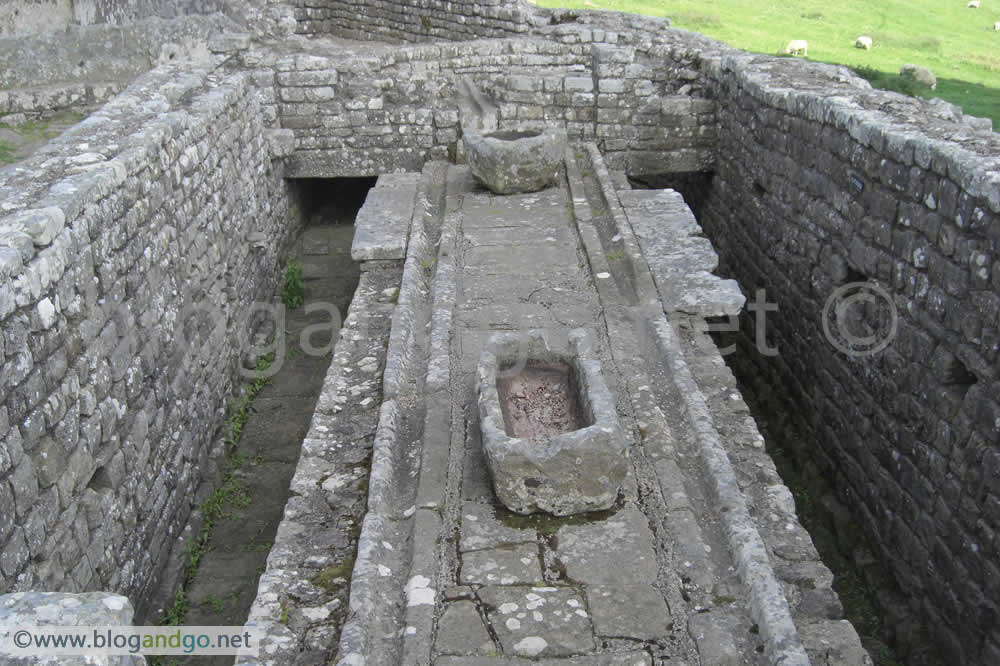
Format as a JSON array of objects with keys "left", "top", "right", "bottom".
[{"left": 536, "top": 0, "right": 1000, "bottom": 127}]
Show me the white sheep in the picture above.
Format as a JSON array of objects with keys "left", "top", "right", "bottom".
[
  {"left": 855, "top": 35, "right": 873, "bottom": 49},
  {"left": 785, "top": 40, "right": 808, "bottom": 56},
  {"left": 994, "top": 21, "right": 1000, "bottom": 30},
  {"left": 968, "top": 0, "right": 979, "bottom": 7}
]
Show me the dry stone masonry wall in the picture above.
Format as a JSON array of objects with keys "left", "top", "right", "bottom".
[
  {"left": 0, "top": 14, "right": 236, "bottom": 118},
  {"left": 0, "top": 55, "right": 299, "bottom": 617},
  {"left": 292, "top": 0, "right": 533, "bottom": 42},
  {"left": 694, "top": 52, "right": 1000, "bottom": 664},
  {"left": 250, "top": 22, "right": 716, "bottom": 178}
]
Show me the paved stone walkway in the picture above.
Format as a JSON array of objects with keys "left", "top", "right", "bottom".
[{"left": 418, "top": 166, "right": 761, "bottom": 664}]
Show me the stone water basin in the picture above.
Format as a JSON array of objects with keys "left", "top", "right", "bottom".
[
  {"left": 476, "top": 329, "right": 628, "bottom": 516},
  {"left": 462, "top": 127, "right": 567, "bottom": 194}
]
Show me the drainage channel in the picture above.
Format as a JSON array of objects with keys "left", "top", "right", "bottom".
[
  {"left": 628, "top": 174, "right": 936, "bottom": 665},
  {"left": 146, "top": 178, "right": 371, "bottom": 665},
  {"left": 706, "top": 325, "right": 939, "bottom": 666}
]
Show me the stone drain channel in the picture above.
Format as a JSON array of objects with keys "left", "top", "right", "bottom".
[{"left": 145, "top": 187, "right": 378, "bottom": 664}]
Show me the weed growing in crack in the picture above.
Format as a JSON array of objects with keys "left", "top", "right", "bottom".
[
  {"left": 204, "top": 594, "right": 225, "bottom": 614},
  {"left": 157, "top": 355, "right": 273, "bottom": 627},
  {"left": 282, "top": 259, "right": 305, "bottom": 308}
]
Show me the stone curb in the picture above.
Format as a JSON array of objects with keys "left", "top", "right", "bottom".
[
  {"left": 582, "top": 143, "right": 660, "bottom": 304},
  {"left": 581, "top": 145, "right": 810, "bottom": 665},
  {"left": 337, "top": 163, "right": 444, "bottom": 665},
  {"left": 647, "top": 313, "right": 810, "bottom": 666}
]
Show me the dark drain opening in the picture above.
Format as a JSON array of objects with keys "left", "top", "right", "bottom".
[
  {"left": 145, "top": 176, "right": 375, "bottom": 636},
  {"left": 293, "top": 176, "right": 378, "bottom": 226}
]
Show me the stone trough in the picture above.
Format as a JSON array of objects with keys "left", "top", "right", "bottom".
[
  {"left": 462, "top": 127, "right": 567, "bottom": 194},
  {"left": 476, "top": 329, "right": 628, "bottom": 515}
]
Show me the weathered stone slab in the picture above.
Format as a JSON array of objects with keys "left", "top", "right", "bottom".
[
  {"left": 620, "top": 189, "right": 745, "bottom": 316},
  {"left": 478, "top": 585, "right": 594, "bottom": 657},
  {"left": 551, "top": 506, "right": 658, "bottom": 585},
  {"left": 437, "top": 601, "right": 496, "bottom": 656},
  {"left": 350, "top": 172, "right": 420, "bottom": 261},
  {"left": 585, "top": 585, "right": 671, "bottom": 640},
  {"left": 460, "top": 543, "right": 543, "bottom": 585},
  {"left": 687, "top": 611, "right": 747, "bottom": 666},
  {"left": 459, "top": 502, "right": 537, "bottom": 552}
]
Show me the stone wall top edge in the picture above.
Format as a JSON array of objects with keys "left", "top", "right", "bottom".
[
  {"left": 0, "top": 61, "right": 256, "bottom": 294},
  {"left": 581, "top": 20, "right": 999, "bottom": 212},
  {"left": 710, "top": 53, "right": 1000, "bottom": 210}
]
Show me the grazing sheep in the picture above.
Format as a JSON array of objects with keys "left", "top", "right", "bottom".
[
  {"left": 785, "top": 39, "right": 808, "bottom": 56},
  {"left": 900, "top": 64, "right": 937, "bottom": 89},
  {"left": 968, "top": 0, "right": 979, "bottom": 7},
  {"left": 855, "top": 35, "right": 873, "bottom": 49},
  {"left": 995, "top": 21, "right": 1000, "bottom": 30}
]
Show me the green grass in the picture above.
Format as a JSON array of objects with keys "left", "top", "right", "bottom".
[
  {"left": 157, "top": 355, "right": 273, "bottom": 628},
  {"left": 537, "top": 0, "right": 1000, "bottom": 126},
  {"left": 282, "top": 260, "right": 306, "bottom": 309}
]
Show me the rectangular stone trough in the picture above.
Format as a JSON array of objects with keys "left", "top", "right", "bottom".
[{"left": 476, "top": 329, "right": 628, "bottom": 516}]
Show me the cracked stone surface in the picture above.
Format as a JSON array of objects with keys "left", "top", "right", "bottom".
[
  {"left": 461, "top": 543, "right": 543, "bottom": 585},
  {"left": 479, "top": 585, "right": 595, "bottom": 657},
  {"left": 551, "top": 507, "right": 658, "bottom": 586},
  {"left": 436, "top": 601, "right": 495, "bottom": 656},
  {"left": 586, "top": 585, "right": 671, "bottom": 640}
]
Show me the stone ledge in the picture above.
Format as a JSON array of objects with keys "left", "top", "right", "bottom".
[{"left": 350, "top": 173, "right": 421, "bottom": 261}]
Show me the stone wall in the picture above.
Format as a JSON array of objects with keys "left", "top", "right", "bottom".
[
  {"left": 0, "top": 0, "right": 73, "bottom": 36},
  {"left": 693, "top": 52, "right": 1000, "bottom": 663},
  {"left": 0, "top": 0, "right": 293, "bottom": 38},
  {"left": 292, "top": 0, "right": 533, "bottom": 42},
  {"left": 0, "top": 14, "right": 235, "bottom": 117},
  {"left": 252, "top": 27, "right": 715, "bottom": 178},
  {"left": 0, "top": 57, "right": 298, "bottom": 612},
  {"left": 72, "top": 0, "right": 226, "bottom": 25}
]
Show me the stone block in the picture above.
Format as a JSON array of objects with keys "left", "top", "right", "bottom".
[
  {"left": 463, "top": 128, "right": 566, "bottom": 196},
  {"left": 476, "top": 329, "right": 628, "bottom": 515}
]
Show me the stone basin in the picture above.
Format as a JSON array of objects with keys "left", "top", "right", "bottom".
[
  {"left": 462, "top": 128, "right": 567, "bottom": 194},
  {"left": 476, "top": 329, "right": 628, "bottom": 515}
]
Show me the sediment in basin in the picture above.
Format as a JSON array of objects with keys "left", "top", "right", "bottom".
[{"left": 498, "top": 359, "right": 590, "bottom": 441}]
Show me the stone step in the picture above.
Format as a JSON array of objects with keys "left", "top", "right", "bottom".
[{"left": 350, "top": 172, "right": 421, "bottom": 261}]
